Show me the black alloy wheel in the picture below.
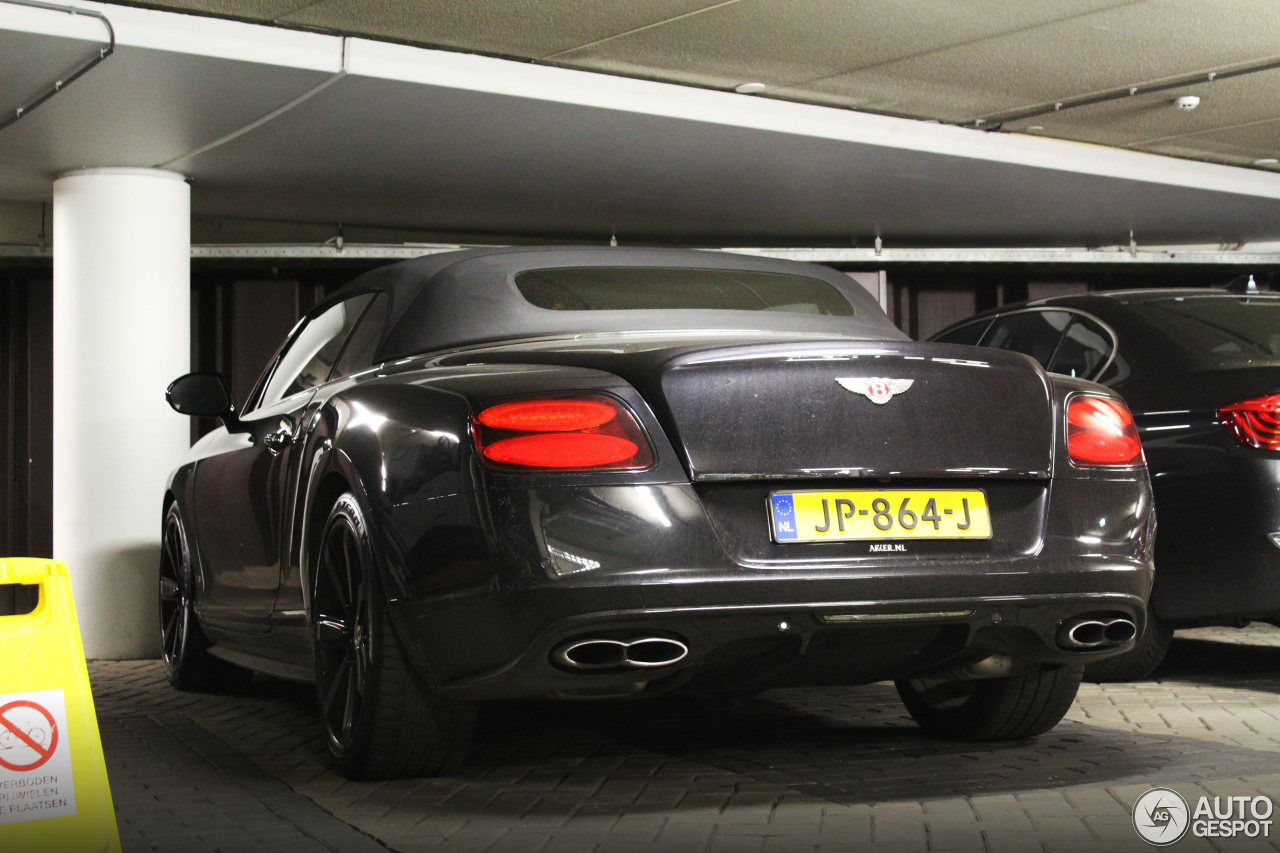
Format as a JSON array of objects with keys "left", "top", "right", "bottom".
[
  {"left": 895, "top": 664, "right": 1083, "bottom": 741},
  {"left": 313, "top": 495, "right": 376, "bottom": 759},
  {"left": 312, "top": 492, "right": 476, "bottom": 779},
  {"left": 159, "top": 503, "right": 193, "bottom": 681},
  {"left": 159, "top": 503, "right": 250, "bottom": 691}
]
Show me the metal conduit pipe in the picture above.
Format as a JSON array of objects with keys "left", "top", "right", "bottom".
[
  {"left": 966, "top": 56, "right": 1280, "bottom": 129},
  {"left": 0, "top": 0, "right": 115, "bottom": 131}
]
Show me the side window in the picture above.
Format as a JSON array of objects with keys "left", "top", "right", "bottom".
[
  {"left": 1048, "top": 316, "right": 1114, "bottom": 380},
  {"left": 934, "top": 319, "right": 992, "bottom": 346},
  {"left": 256, "top": 294, "right": 374, "bottom": 409},
  {"left": 981, "top": 310, "right": 1071, "bottom": 368},
  {"left": 240, "top": 315, "right": 306, "bottom": 413},
  {"left": 331, "top": 293, "right": 389, "bottom": 380}
]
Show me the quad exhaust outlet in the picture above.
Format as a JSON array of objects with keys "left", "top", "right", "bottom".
[
  {"left": 1057, "top": 615, "right": 1137, "bottom": 650},
  {"left": 554, "top": 637, "right": 689, "bottom": 670}
]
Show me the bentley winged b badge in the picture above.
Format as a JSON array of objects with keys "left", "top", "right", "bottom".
[{"left": 836, "top": 377, "right": 914, "bottom": 404}]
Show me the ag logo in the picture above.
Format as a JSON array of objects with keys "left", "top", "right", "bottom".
[
  {"left": 836, "top": 377, "right": 914, "bottom": 405},
  {"left": 1134, "top": 787, "right": 1190, "bottom": 846}
]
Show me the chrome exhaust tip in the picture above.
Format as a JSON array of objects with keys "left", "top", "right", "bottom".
[
  {"left": 557, "top": 639, "right": 628, "bottom": 670},
  {"left": 1064, "top": 620, "right": 1108, "bottom": 648},
  {"left": 1103, "top": 618, "right": 1137, "bottom": 644},
  {"left": 1057, "top": 616, "right": 1138, "bottom": 650},
  {"left": 553, "top": 637, "right": 689, "bottom": 670},
  {"left": 623, "top": 639, "right": 689, "bottom": 667}
]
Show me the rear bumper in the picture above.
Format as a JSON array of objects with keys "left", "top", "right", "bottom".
[
  {"left": 394, "top": 560, "right": 1157, "bottom": 696},
  {"left": 384, "top": 477, "right": 1154, "bottom": 700},
  {"left": 409, "top": 584, "right": 1152, "bottom": 696}
]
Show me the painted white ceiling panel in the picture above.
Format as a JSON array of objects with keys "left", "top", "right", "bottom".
[
  {"left": 0, "top": 35, "right": 336, "bottom": 197},
  {"left": 159, "top": 70, "right": 1280, "bottom": 244},
  {"left": 4, "top": 1, "right": 1280, "bottom": 244},
  {"left": 554, "top": 0, "right": 1136, "bottom": 89},
  {"left": 98, "top": 0, "right": 1280, "bottom": 170},
  {"left": 1144, "top": 120, "right": 1280, "bottom": 162},
  {"left": 1003, "top": 71, "right": 1280, "bottom": 152},
  {"left": 1, "top": 28, "right": 102, "bottom": 111},
  {"left": 800, "top": 0, "right": 1280, "bottom": 121},
  {"left": 4, "top": 0, "right": 341, "bottom": 67},
  {"left": 280, "top": 0, "right": 722, "bottom": 60}
]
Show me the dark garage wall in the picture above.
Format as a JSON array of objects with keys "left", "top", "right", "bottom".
[
  {"left": 186, "top": 262, "right": 376, "bottom": 441},
  {"left": 0, "top": 260, "right": 373, "bottom": 572},
  {"left": 189, "top": 278, "right": 326, "bottom": 442},
  {"left": 1, "top": 271, "right": 51, "bottom": 617},
  {"left": 1, "top": 272, "right": 52, "bottom": 560}
]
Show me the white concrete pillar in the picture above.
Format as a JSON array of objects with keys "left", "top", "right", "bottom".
[{"left": 53, "top": 168, "right": 190, "bottom": 659}]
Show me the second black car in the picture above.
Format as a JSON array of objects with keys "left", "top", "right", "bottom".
[{"left": 934, "top": 282, "right": 1280, "bottom": 679}]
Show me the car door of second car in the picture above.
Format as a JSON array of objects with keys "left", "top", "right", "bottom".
[{"left": 191, "top": 293, "right": 375, "bottom": 635}]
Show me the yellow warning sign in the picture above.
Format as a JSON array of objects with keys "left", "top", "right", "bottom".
[{"left": 0, "top": 558, "right": 121, "bottom": 853}]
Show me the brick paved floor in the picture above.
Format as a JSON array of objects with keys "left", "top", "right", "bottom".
[{"left": 88, "top": 625, "right": 1280, "bottom": 853}]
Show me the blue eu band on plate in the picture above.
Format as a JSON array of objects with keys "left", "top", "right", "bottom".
[{"left": 770, "top": 490, "right": 992, "bottom": 542}]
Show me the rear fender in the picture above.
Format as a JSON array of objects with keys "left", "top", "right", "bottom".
[
  {"left": 298, "top": 380, "right": 472, "bottom": 612},
  {"left": 296, "top": 365, "right": 686, "bottom": 688}
]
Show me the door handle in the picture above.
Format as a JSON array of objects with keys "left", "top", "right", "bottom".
[{"left": 263, "top": 419, "right": 293, "bottom": 453}]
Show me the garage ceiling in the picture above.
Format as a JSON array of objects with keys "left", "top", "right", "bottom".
[
  {"left": 3, "top": 0, "right": 1280, "bottom": 247},
  {"left": 120, "top": 0, "right": 1280, "bottom": 170}
]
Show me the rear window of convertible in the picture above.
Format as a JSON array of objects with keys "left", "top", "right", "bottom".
[
  {"left": 1137, "top": 296, "right": 1280, "bottom": 366},
  {"left": 514, "top": 267, "right": 855, "bottom": 316}
]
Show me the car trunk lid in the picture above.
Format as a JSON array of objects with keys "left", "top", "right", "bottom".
[{"left": 658, "top": 341, "right": 1053, "bottom": 481}]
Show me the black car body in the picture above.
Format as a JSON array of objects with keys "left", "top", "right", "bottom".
[
  {"left": 932, "top": 286, "right": 1280, "bottom": 679},
  {"left": 161, "top": 248, "right": 1155, "bottom": 778}
]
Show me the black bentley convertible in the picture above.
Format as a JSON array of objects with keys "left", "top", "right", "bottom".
[{"left": 161, "top": 247, "right": 1155, "bottom": 779}]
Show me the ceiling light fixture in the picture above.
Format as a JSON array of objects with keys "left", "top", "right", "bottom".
[
  {"left": 735, "top": 82, "right": 766, "bottom": 94},
  {"left": 1027, "top": 125, "right": 1044, "bottom": 131},
  {"left": 1254, "top": 158, "right": 1279, "bottom": 166}
]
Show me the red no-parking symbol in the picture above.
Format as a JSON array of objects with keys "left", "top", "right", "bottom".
[{"left": 0, "top": 699, "right": 60, "bottom": 772}]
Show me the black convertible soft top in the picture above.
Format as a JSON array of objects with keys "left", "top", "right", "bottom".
[{"left": 334, "top": 246, "right": 904, "bottom": 360}]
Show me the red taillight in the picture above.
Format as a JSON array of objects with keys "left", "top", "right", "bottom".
[
  {"left": 1067, "top": 396, "right": 1143, "bottom": 466},
  {"left": 476, "top": 398, "right": 617, "bottom": 432},
  {"left": 482, "top": 434, "right": 639, "bottom": 468},
  {"left": 1218, "top": 393, "right": 1280, "bottom": 450},
  {"left": 473, "top": 395, "right": 653, "bottom": 471}
]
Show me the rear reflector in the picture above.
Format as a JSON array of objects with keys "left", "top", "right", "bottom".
[
  {"left": 1067, "top": 396, "right": 1143, "bottom": 466},
  {"left": 1218, "top": 393, "right": 1280, "bottom": 450},
  {"left": 473, "top": 395, "right": 653, "bottom": 471}
]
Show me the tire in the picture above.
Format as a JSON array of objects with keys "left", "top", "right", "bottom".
[
  {"left": 312, "top": 493, "right": 476, "bottom": 780},
  {"left": 1084, "top": 610, "right": 1173, "bottom": 683},
  {"left": 895, "top": 665, "right": 1083, "bottom": 741},
  {"left": 159, "top": 503, "right": 253, "bottom": 691}
]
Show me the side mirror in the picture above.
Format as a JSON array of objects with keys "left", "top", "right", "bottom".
[{"left": 166, "top": 373, "right": 243, "bottom": 431}]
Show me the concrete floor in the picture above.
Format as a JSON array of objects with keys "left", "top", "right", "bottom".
[{"left": 90, "top": 625, "right": 1280, "bottom": 853}]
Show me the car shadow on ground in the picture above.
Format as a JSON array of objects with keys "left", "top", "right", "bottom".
[
  {"left": 515, "top": 681, "right": 1273, "bottom": 804},
  {"left": 181, "top": 631, "right": 1280, "bottom": 807},
  {"left": 1154, "top": 634, "right": 1280, "bottom": 691}
]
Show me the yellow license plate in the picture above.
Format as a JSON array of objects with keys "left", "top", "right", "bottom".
[{"left": 769, "top": 489, "right": 991, "bottom": 543}]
